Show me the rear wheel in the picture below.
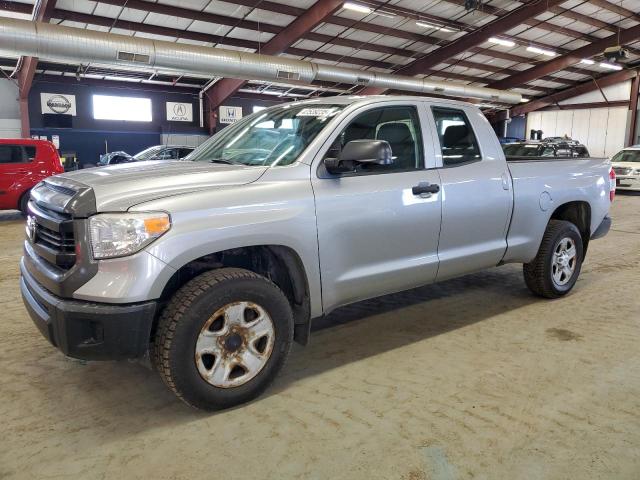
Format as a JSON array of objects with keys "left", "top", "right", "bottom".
[
  {"left": 523, "top": 220, "right": 583, "bottom": 298},
  {"left": 152, "top": 268, "right": 294, "bottom": 410}
]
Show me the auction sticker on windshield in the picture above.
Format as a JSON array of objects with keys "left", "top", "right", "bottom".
[{"left": 296, "top": 108, "right": 339, "bottom": 118}]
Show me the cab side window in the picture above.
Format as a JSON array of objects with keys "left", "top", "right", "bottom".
[
  {"left": 0, "top": 145, "right": 29, "bottom": 164},
  {"left": 334, "top": 106, "right": 424, "bottom": 173},
  {"left": 432, "top": 107, "right": 481, "bottom": 166}
]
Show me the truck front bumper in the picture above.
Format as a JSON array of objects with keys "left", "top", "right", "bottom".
[{"left": 20, "top": 259, "right": 157, "bottom": 361}]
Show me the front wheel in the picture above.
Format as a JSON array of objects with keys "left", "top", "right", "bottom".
[
  {"left": 153, "top": 268, "right": 294, "bottom": 410},
  {"left": 523, "top": 220, "right": 584, "bottom": 298}
]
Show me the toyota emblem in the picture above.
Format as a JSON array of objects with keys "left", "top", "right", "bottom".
[{"left": 26, "top": 215, "right": 37, "bottom": 242}]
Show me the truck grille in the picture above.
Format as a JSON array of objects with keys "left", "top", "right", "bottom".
[
  {"left": 613, "top": 167, "right": 631, "bottom": 176},
  {"left": 28, "top": 201, "right": 76, "bottom": 270}
]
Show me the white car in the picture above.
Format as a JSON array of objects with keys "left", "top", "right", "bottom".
[{"left": 612, "top": 145, "right": 640, "bottom": 191}]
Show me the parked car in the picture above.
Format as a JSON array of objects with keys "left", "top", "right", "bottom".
[
  {"left": 503, "top": 140, "right": 589, "bottom": 158},
  {"left": 498, "top": 136, "right": 523, "bottom": 144},
  {"left": 20, "top": 96, "right": 614, "bottom": 410},
  {"left": 132, "top": 145, "right": 195, "bottom": 162},
  {"left": 611, "top": 145, "right": 640, "bottom": 191},
  {"left": 98, "top": 151, "right": 133, "bottom": 166},
  {"left": 0, "top": 139, "right": 63, "bottom": 215}
]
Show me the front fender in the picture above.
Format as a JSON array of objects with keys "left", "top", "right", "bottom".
[{"left": 138, "top": 171, "right": 323, "bottom": 317}]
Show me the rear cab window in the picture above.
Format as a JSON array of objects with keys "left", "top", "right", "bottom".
[{"left": 431, "top": 107, "right": 481, "bottom": 166}]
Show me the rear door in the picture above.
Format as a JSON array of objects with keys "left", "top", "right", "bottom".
[
  {"left": 312, "top": 101, "right": 442, "bottom": 312},
  {"left": 0, "top": 144, "right": 32, "bottom": 207},
  {"left": 430, "top": 105, "right": 513, "bottom": 281}
]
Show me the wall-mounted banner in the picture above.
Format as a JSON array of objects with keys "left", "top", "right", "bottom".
[
  {"left": 40, "top": 93, "right": 76, "bottom": 116},
  {"left": 166, "top": 102, "right": 193, "bottom": 122},
  {"left": 219, "top": 106, "right": 242, "bottom": 124}
]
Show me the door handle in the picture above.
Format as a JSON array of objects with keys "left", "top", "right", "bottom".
[{"left": 412, "top": 183, "right": 440, "bottom": 196}]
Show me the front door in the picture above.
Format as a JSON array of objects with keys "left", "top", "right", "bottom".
[{"left": 312, "top": 103, "right": 442, "bottom": 313}]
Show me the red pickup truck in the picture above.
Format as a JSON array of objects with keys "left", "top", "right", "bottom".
[{"left": 0, "top": 139, "right": 64, "bottom": 215}]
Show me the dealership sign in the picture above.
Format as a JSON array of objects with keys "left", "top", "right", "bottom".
[
  {"left": 166, "top": 102, "right": 193, "bottom": 122},
  {"left": 219, "top": 106, "right": 242, "bottom": 124},
  {"left": 40, "top": 93, "right": 76, "bottom": 116}
]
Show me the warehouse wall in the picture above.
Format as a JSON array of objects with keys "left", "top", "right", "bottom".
[
  {"left": 28, "top": 78, "right": 205, "bottom": 166},
  {"left": 0, "top": 79, "right": 21, "bottom": 138},
  {"left": 526, "top": 81, "right": 631, "bottom": 158}
]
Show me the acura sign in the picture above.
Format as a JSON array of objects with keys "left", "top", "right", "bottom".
[
  {"left": 41, "top": 93, "right": 76, "bottom": 116},
  {"left": 166, "top": 102, "right": 193, "bottom": 122}
]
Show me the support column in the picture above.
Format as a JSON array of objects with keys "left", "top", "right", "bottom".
[{"left": 628, "top": 72, "right": 639, "bottom": 147}]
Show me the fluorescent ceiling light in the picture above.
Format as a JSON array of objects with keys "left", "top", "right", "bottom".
[
  {"left": 343, "top": 2, "right": 372, "bottom": 14},
  {"left": 416, "top": 21, "right": 455, "bottom": 33},
  {"left": 599, "top": 62, "right": 623, "bottom": 70},
  {"left": 526, "top": 46, "right": 556, "bottom": 57},
  {"left": 373, "top": 10, "right": 396, "bottom": 18},
  {"left": 580, "top": 58, "right": 595, "bottom": 65},
  {"left": 488, "top": 37, "right": 515, "bottom": 48},
  {"left": 520, "top": 98, "right": 530, "bottom": 103}
]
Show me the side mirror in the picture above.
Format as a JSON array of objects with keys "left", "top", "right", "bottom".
[{"left": 325, "top": 139, "right": 393, "bottom": 174}]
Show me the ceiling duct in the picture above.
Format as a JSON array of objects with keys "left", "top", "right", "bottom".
[{"left": 0, "top": 18, "right": 522, "bottom": 104}]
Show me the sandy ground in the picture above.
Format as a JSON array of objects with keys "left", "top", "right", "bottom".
[{"left": 0, "top": 194, "right": 639, "bottom": 480}]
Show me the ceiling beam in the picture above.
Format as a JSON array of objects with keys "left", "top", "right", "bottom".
[
  {"left": 75, "top": 0, "right": 596, "bottom": 77},
  {"left": 588, "top": 0, "right": 640, "bottom": 23},
  {"left": 509, "top": 68, "right": 638, "bottom": 116},
  {"left": 205, "top": 0, "right": 344, "bottom": 127},
  {"left": 359, "top": 0, "right": 568, "bottom": 94},
  {"left": 488, "top": 24, "right": 640, "bottom": 90}
]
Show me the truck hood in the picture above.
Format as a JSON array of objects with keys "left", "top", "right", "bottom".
[{"left": 58, "top": 161, "right": 268, "bottom": 211}]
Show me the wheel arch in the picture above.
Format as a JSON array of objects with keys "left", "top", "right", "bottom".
[
  {"left": 157, "top": 244, "right": 312, "bottom": 345},
  {"left": 549, "top": 200, "right": 591, "bottom": 258}
]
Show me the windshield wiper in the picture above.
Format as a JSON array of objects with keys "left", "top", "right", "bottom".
[{"left": 208, "top": 158, "right": 240, "bottom": 165}]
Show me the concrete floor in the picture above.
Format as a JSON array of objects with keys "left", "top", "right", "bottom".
[{"left": 1, "top": 194, "right": 639, "bottom": 480}]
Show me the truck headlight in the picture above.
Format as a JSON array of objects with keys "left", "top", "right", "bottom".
[{"left": 89, "top": 212, "right": 171, "bottom": 259}]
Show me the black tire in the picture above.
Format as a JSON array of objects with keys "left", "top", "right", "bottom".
[
  {"left": 152, "top": 267, "right": 293, "bottom": 410},
  {"left": 18, "top": 191, "right": 30, "bottom": 216},
  {"left": 523, "top": 220, "right": 584, "bottom": 299}
]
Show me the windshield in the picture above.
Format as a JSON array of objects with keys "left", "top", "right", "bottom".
[
  {"left": 134, "top": 146, "right": 163, "bottom": 160},
  {"left": 612, "top": 149, "right": 640, "bottom": 163},
  {"left": 187, "top": 103, "right": 344, "bottom": 167},
  {"left": 502, "top": 143, "right": 545, "bottom": 157}
]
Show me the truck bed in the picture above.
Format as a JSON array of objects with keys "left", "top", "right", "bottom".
[{"left": 502, "top": 156, "right": 611, "bottom": 264}]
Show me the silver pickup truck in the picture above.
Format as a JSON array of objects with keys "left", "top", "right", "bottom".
[{"left": 20, "top": 96, "right": 614, "bottom": 409}]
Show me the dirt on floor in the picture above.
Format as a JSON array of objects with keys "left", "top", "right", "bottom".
[{"left": 0, "top": 194, "right": 639, "bottom": 480}]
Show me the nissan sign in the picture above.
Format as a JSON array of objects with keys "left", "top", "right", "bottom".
[{"left": 40, "top": 93, "right": 77, "bottom": 116}]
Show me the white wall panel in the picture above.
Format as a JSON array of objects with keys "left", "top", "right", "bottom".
[
  {"left": 540, "top": 111, "right": 558, "bottom": 137},
  {"left": 558, "top": 80, "right": 631, "bottom": 105},
  {"left": 556, "top": 110, "right": 574, "bottom": 138},
  {"left": 571, "top": 108, "right": 590, "bottom": 144},
  {"left": 527, "top": 111, "right": 542, "bottom": 136},
  {"left": 587, "top": 108, "right": 609, "bottom": 157},
  {"left": 603, "top": 107, "right": 628, "bottom": 158},
  {"left": 525, "top": 105, "right": 626, "bottom": 158}
]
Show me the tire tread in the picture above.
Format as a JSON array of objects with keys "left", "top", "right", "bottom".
[{"left": 152, "top": 267, "right": 287, "bottom": 409}]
